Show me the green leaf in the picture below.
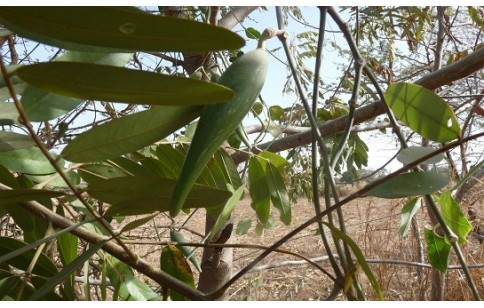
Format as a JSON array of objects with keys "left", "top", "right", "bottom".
[
  {"left": 26, "top": 170, "right": 80, "bottom": 188},
  {"left": 258, "top": 151, "right": 288, "bottom": 171},
  {"left": 159, "top": 244, "right": 195, "bottom": 301},
  {"left": 424, "top": 228, "right": 451, "bottom": 272},
  {"left": 215, "top": 149, "right": 243, "bottom": 189},
  {"left": 120, "top": 214, "right": 157, "bottom": 233},
  {"left": 249, "top": 157, "right": 271, "bottom": 224},
  {"left": 236, "top": 219, "right": 252, "bottom": 235},
  {"left": 22, "top": 51, "right": 133, "bottom": 122},
  {"left": 104, "top": 254, "right": 158, "bottom": 301},
  {"left": 0, "top": 237, "right": 58, "bottom": 277},
  {"left": 245, "top": 27, "right": 261, "bottom": 39},
  {"left": 0, "top": 189, "right": 64, "bottom": 205},
  {"left": 208, "top": 186, "right": 245, "bottom": 242},
  {"left": 251, "top": 102, "right": 263, "bottom": 116},
  {"left": 0, "top": 147, "right": 56, "bottom": 174},
  {"left": 365, "top": 171, "right": 449, "bottom": 199},
  {"left": 0, "top": 275, "right": 21, "bottom": 300},
  {"left": 436, "top": 191, "right": 472, "bottom": 244},
  {"left": 61, "top": 106, "right": 202, "bottom": 163},
  {"left": 323, "top": 223, "right": 384, "bottom": 300},
  {"left": 269, "top": 105, "right": 284, "bottom": 121},
  {"left": 15, "top": 62, "right": 234, "bottom": 106},
  {"left": 28, "top": 241, "right": 105, "bottom": 300},
  {"left": 87, "top": 176, "right": 231, "bottom": 216},
  {"left": 0, "top": 7, "right": 245, "bottom": 52},
  {"left": 384, "top": 83, "right": 461, "bottom": 142},
  {"left": 0, "top": 103, "right": 20, "bottom": 125},
  {"left": 0, "top": 65, "right": 25, "bottom": 102},
  {"left": 397, "top": 146, "right": 444, "bottom": 166},
  {"left": 266, "top": 162, "right": 292, "bottom": 225},
  {"left": 399, "top": 197, "right": 421, "bottom": 237},
  {"left": 0, "top": 131, "right": 34, "bottom": 152},
  {"left": 170, "top": 229, "right": 202, "bottom": 273}
]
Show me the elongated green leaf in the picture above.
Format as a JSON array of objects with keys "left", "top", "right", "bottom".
[
  {"left": 436, "top": 191, "right": 472, "bottom": 244},
  {"left": 0, "top": 237, "right": 58, "bottom": 277},
  {"left": 0, "top": 189, "right": 64, "bottom": 205},
  {"left": 0, "top": 147, "right": 56, "bottom": 174},
  {"left": 160, "top": 244, "right": 195, "bottom": 301},
  {"left": 0, "top": 7, "right": 244, "bottom": 52},
  {"left": 385, "top": 83, "right": 461, "bottom": 142},
  {"left": 399, "top": 197, "right": 422, "bottom": 237},
  {"left": 397, "top": 146, "right": 444, "bottom": 165},
  {"left": 424, "top": 228, "right": 451, "bottom": 272},
  {"left": 26, "top": 170, "right": 80, "bottom": 188},
  {"left": 0, "top": 131, "right": 34, "bottom": 152},
  {"left": 28, "top": 241, "right": 105, "bottom": 300},
  {"left": 249, "top": 157, "right": 271, "bottom": 224},
  {"left": 62, "top": 106, "right": 201, "bottom": 163},
  {"left": 22, "top": 51, "right": 133, "bottom": 121},
  {"left": 323, "top": 223, "right": 383, "bottom": 300},
  {"left": 366, "top": 171, "right": 449, "bottom": 199},
  {"left": 215, "top": 149, "right": 243, "bottom": 189},
  {"left": 170, "top": 229, "right": 202, "bottom": 273},
  {"left": 15, "top": 62, "right": 234, "bottom": 106},
  {"left": 120, "top": 214, "right": 157, "bottom": 233},
  {"left": 266, "top": 162, "right": 292, "bottom": 225},
  {"left": 86, "top": 176, "right": 231, "bottom": 216},
  {"left": 0, "top": 276, "right": 21, "bottom": 300},
  {"left": 208, "top": 186, "right": 245, "bottom": 242}
]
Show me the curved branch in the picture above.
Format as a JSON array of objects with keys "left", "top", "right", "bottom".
[
  {"left": 217, "top": 6, "right": 259, "bottom": 30},
  {"left": 231, "top": 46, "right": 484, "bottom": 164}
]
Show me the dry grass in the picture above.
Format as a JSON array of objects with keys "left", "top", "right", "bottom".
[{"left": 120, "top": 185, "right": 483, "bottom": 301}]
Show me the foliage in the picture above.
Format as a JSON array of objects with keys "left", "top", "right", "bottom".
[{"left": 0, "top": 6, "right": 483, "bottom": 301}]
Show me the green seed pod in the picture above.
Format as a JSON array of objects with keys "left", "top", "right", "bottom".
[{"left": 170, "top": 48, "right": 268, "bottom": 216}]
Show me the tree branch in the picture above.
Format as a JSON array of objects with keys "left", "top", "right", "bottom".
[
  {"left": 231, "top": 46, "right": 484, "bottom": 164},
  {"left": 217, "top": 7, "right": 259, "bottom": 30}
]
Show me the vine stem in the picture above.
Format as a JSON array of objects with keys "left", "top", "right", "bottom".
[{"left": 0, "top": 55, "right": 138, "bottom": 262}]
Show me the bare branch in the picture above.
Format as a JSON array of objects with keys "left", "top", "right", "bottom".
[{"left": 218, "top": 7, "right": 259, "bottom": 30}]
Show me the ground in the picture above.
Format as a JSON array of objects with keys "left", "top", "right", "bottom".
[{"left": 126, "top": 185, "right": 484, "bottom": 301}]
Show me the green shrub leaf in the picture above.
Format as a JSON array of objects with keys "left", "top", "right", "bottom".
[
  {"left": 15, "top": 62, "right": 234, "bottom": 107},
  {"left": 436, "top": 191, "right": 472, "bottom": 244},
  {"left": 366, "top": 171, "right": 448, "bottom": 199},
  {"left": 424, "top": 228, "right": 451, "bottom": 272},
  {"left": 385, "top": 83, "right": 461, "bottom": 142},
  {"left": 61, "top": 106, "right": 202, "bottom": 163},
  {"left": 0, "top": 7, "right": 244, "bottom": 52}
]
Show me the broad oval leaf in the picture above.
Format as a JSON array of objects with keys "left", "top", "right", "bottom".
[
  {"left": 397, "top": 146, "right": 445, "bottom": 166},
  {"left": 86, "top": 176, "right": 232, "bottom": 216},
  {"left": 15, "top": 62, "right": 234, "bottom": 106},
  {"left": 424, "top": 228, "right": 451, "bottom": 273},
  {"left": 0, "top": 189, "right": 64, "bottom": 205},
  {"left": 61, "top": 106, "right": 202, "bottom": 163},
  {"left": 0, "top": 131, "right": 34, "bottom": 152},
  {"left": 22, "top": 51, "right": 133, "bottom": 122},
  {"left": 365, "top": 171, "right": 449, "bottom": 199},
  {"left": 159, "top": 244, "right": 195, "bottom": 301},
  {"left": 385, "top": 83, "right": 461, "bottom": 142},
  {"left": 0, "top": 237, "right": 58, "bottom": 277},
  {"left": 0, "top": 7, "right": 245, "bottom": 52}
]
